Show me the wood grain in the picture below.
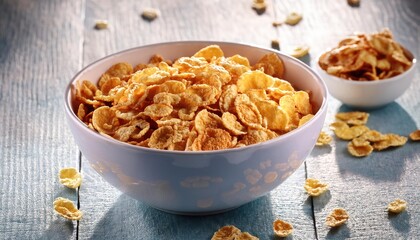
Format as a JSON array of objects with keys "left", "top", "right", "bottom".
[
  {"left": 1, "top": 0, "right": 419, "bottom": 239},
  {"left": 0, "top": 0, "right": 83, "bottom": 239}
]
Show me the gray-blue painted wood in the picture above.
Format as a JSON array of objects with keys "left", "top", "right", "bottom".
[{"left": 1, "top": 0, "right": 419, "bottom": 239}]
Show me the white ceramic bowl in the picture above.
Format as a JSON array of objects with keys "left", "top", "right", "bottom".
[
  {"left": 65, "top": 41, "right": 328, "bottom": 215},
  {"left": 315, "top": 49, "right": 416, "bottom": 109}
]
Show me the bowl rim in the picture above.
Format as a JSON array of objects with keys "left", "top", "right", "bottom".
[
  {"left": 315, "top": 47, "right": 417, "bottom": 86},
  {"left": 64, "top": 40, "right": 328, "bottom": 155}
]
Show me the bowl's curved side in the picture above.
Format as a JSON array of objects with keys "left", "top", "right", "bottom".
[
  {"left": 66, "top": 106, "right": 326, "bottom": 214},
  {"left": 65, "top": 41, "right": 328, "bottom": 214}
]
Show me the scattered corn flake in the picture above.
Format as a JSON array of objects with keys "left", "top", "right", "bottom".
[
  {"left": 94, "top": 20, "right": 108, "bottom": 30},
  {"left": 53, "top": 197, "right": 83, "bottom": 221},
  {"left": 273, "top": 219, "right": 293, "bottom": 237},
  {"left": 304, "top": 178, "right": 329, "bottom": 196},
  {"left": 358, "top": 130, "right": 388, "bottom": 142},
  {"left": 388, "top": 199, "right": 407, "bottom": 213},
  {"left": 316, "top": 131, "right": 332, "bottom": 146},
  {"left": 351, "top": 137, "right": 370, "bottom": 147},
  {"left": 347, "top": 0, "right": 360, "bottom": 7},
  {"left": 236, "top": 232, "right": 259, "bottom": 240},
  {"left": 290, "top": 45, "right": 310, "bottom": 58},
  {"left": 59, "top": 167, "right": 82, "bottom": 189},
  {"left": 335, "top": 111, "right": 369, "bottom": 125},
  {"left": 141, "top": 8, "right": 159, "bottom": 21},
  {"left": 326, "top": 208, "right": 349, "bottom": 227},
  {"left": 285, "top": 12, "right": 302, "bottom": 25},
  {"left": 271, "top": 39, "right": 280, "bottom": 50},
  {"left": 252, "top": 0, "right": 266, "bottom": 15},
  {"left": 372, "top": 133, "right": 407, "bottom": 151},
  {"left": 332, "top": 123, "right": 369, "bottom": 140},
  {"left": 347, "top": 141, "right": 373, "bottom": 157},
  {"left": 272, "top": 21, "right": 282, "bottom": 27},
  {"left": 409, "top": 130, "right": 420, "bottom": 141},
  {"left": 211, "top": 225, "right": 258, "bottom": 240}
]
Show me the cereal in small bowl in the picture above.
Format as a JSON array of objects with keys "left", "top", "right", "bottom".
[{"left": 316, "top": 29, "right": 416, "bottom": 108}]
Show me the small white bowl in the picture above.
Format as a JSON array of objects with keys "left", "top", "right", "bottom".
[
  {"left": 315, "top": 49, "right": 416, "bottom": 109},
  {"left": 65, "top": 41, "right": 328, "bottom": 215}
]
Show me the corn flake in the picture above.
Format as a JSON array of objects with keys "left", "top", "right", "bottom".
[
  {"left": 273, "top": 219, "right": 293, "bottom": 237},
  {"left": 409, "top": 130, "right": 420, "bottom": 141},
  {"left": 290, "top": 45, "right": 310, "bottom": 58},
  {"left": 193, "top": 128, "right": 232, "bottom": 151},
  {"left": 237, "top": 70, "right": 274, "bottom": 93},
  {"left": 335, "top": 111, "right": 369, "bottom": 125},
  {"left": 372, "top": 133, "right": 407, "bottom": 151},
  {"left": 194, "top": 109, "right": 223, "bottom": 134},
  {"left": 253, "top": 99, "right": 288, "bottom": 131},
  {"left": 94, "top": 20, "right": 108, "bottom": 30},
  {"left": 222, "top": 112, "right": 247, "bottom": 135},
  {"left": 234, "top": 94, "right": 263, "bottom": 129},
  {"left": 141, "top": 8, "right": 159, "bottom": 21},
  {"left": 388, "top": 199, "right": 407, "bottom": 213},
  {"left": 358, "top": 129, "right": 388, "bottom": 142},
  {"left": 326, "top": 208, "right": 349, "bottom": 227},
  {"left": 148, "top": 126, "right": 182, "bottom": 150},
  {"left": 252, "top": 0, "right": 266, "bottom": 15},
  {"left": 253, "top": 53, "right": 285, "bottom": 79},
  {"left": 193, "top": 45, "right": 224, "bottom": 62},
  {"left": 59, "top": 168, "right": 82, "bottom": 189},
  {"left": 285, "top": 12, "right": 302, "bottom": 25},
  {"left": 316, "top": 131, "right": 332, "bottom": 146},
  {"left": 211, "top": 225, "right": 258, "bottom": 240},
  {"left": 347, "top": 141, "right": 373, "bottom": 157},
  {"left": 53, "top": 197, "right": 83, "bottom": 221},
  {"left": 330, "top": 122, "right": 369, "bottom": 140},
  {"left": 304, "top": 178, "right": 328, "bottom": 197}
]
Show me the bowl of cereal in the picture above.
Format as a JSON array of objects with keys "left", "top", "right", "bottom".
[
  {"left": 315, "top": 29, "right": 416, "bottom": 109},
  {"left": 65, "top": 41, "right": 328, "bottom": 214}
]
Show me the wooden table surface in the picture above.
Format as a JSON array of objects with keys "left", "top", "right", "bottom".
[{"left": 1, "top": 0, "right": 419, "bottom": 239}]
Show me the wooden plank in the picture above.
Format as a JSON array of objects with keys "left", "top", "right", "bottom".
[
  {"left": 0, "top": 0, "right": 83, "bottom": 239},
  {"left": 78, "top": 0, "right": 316, "bottom": 239},
  {"left": 82, "top": 0, "right": 277, "bottom": 63},
  {"left": 293, "top": 0, "right": 420, "bottom": 238}
]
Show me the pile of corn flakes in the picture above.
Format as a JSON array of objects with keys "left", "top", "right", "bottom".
[
  {"left": 73, "top": 45, "right": 315, "bottom": 151},
  {"left": 318, "top": 29, "right": 413, "bottom": 81}
]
